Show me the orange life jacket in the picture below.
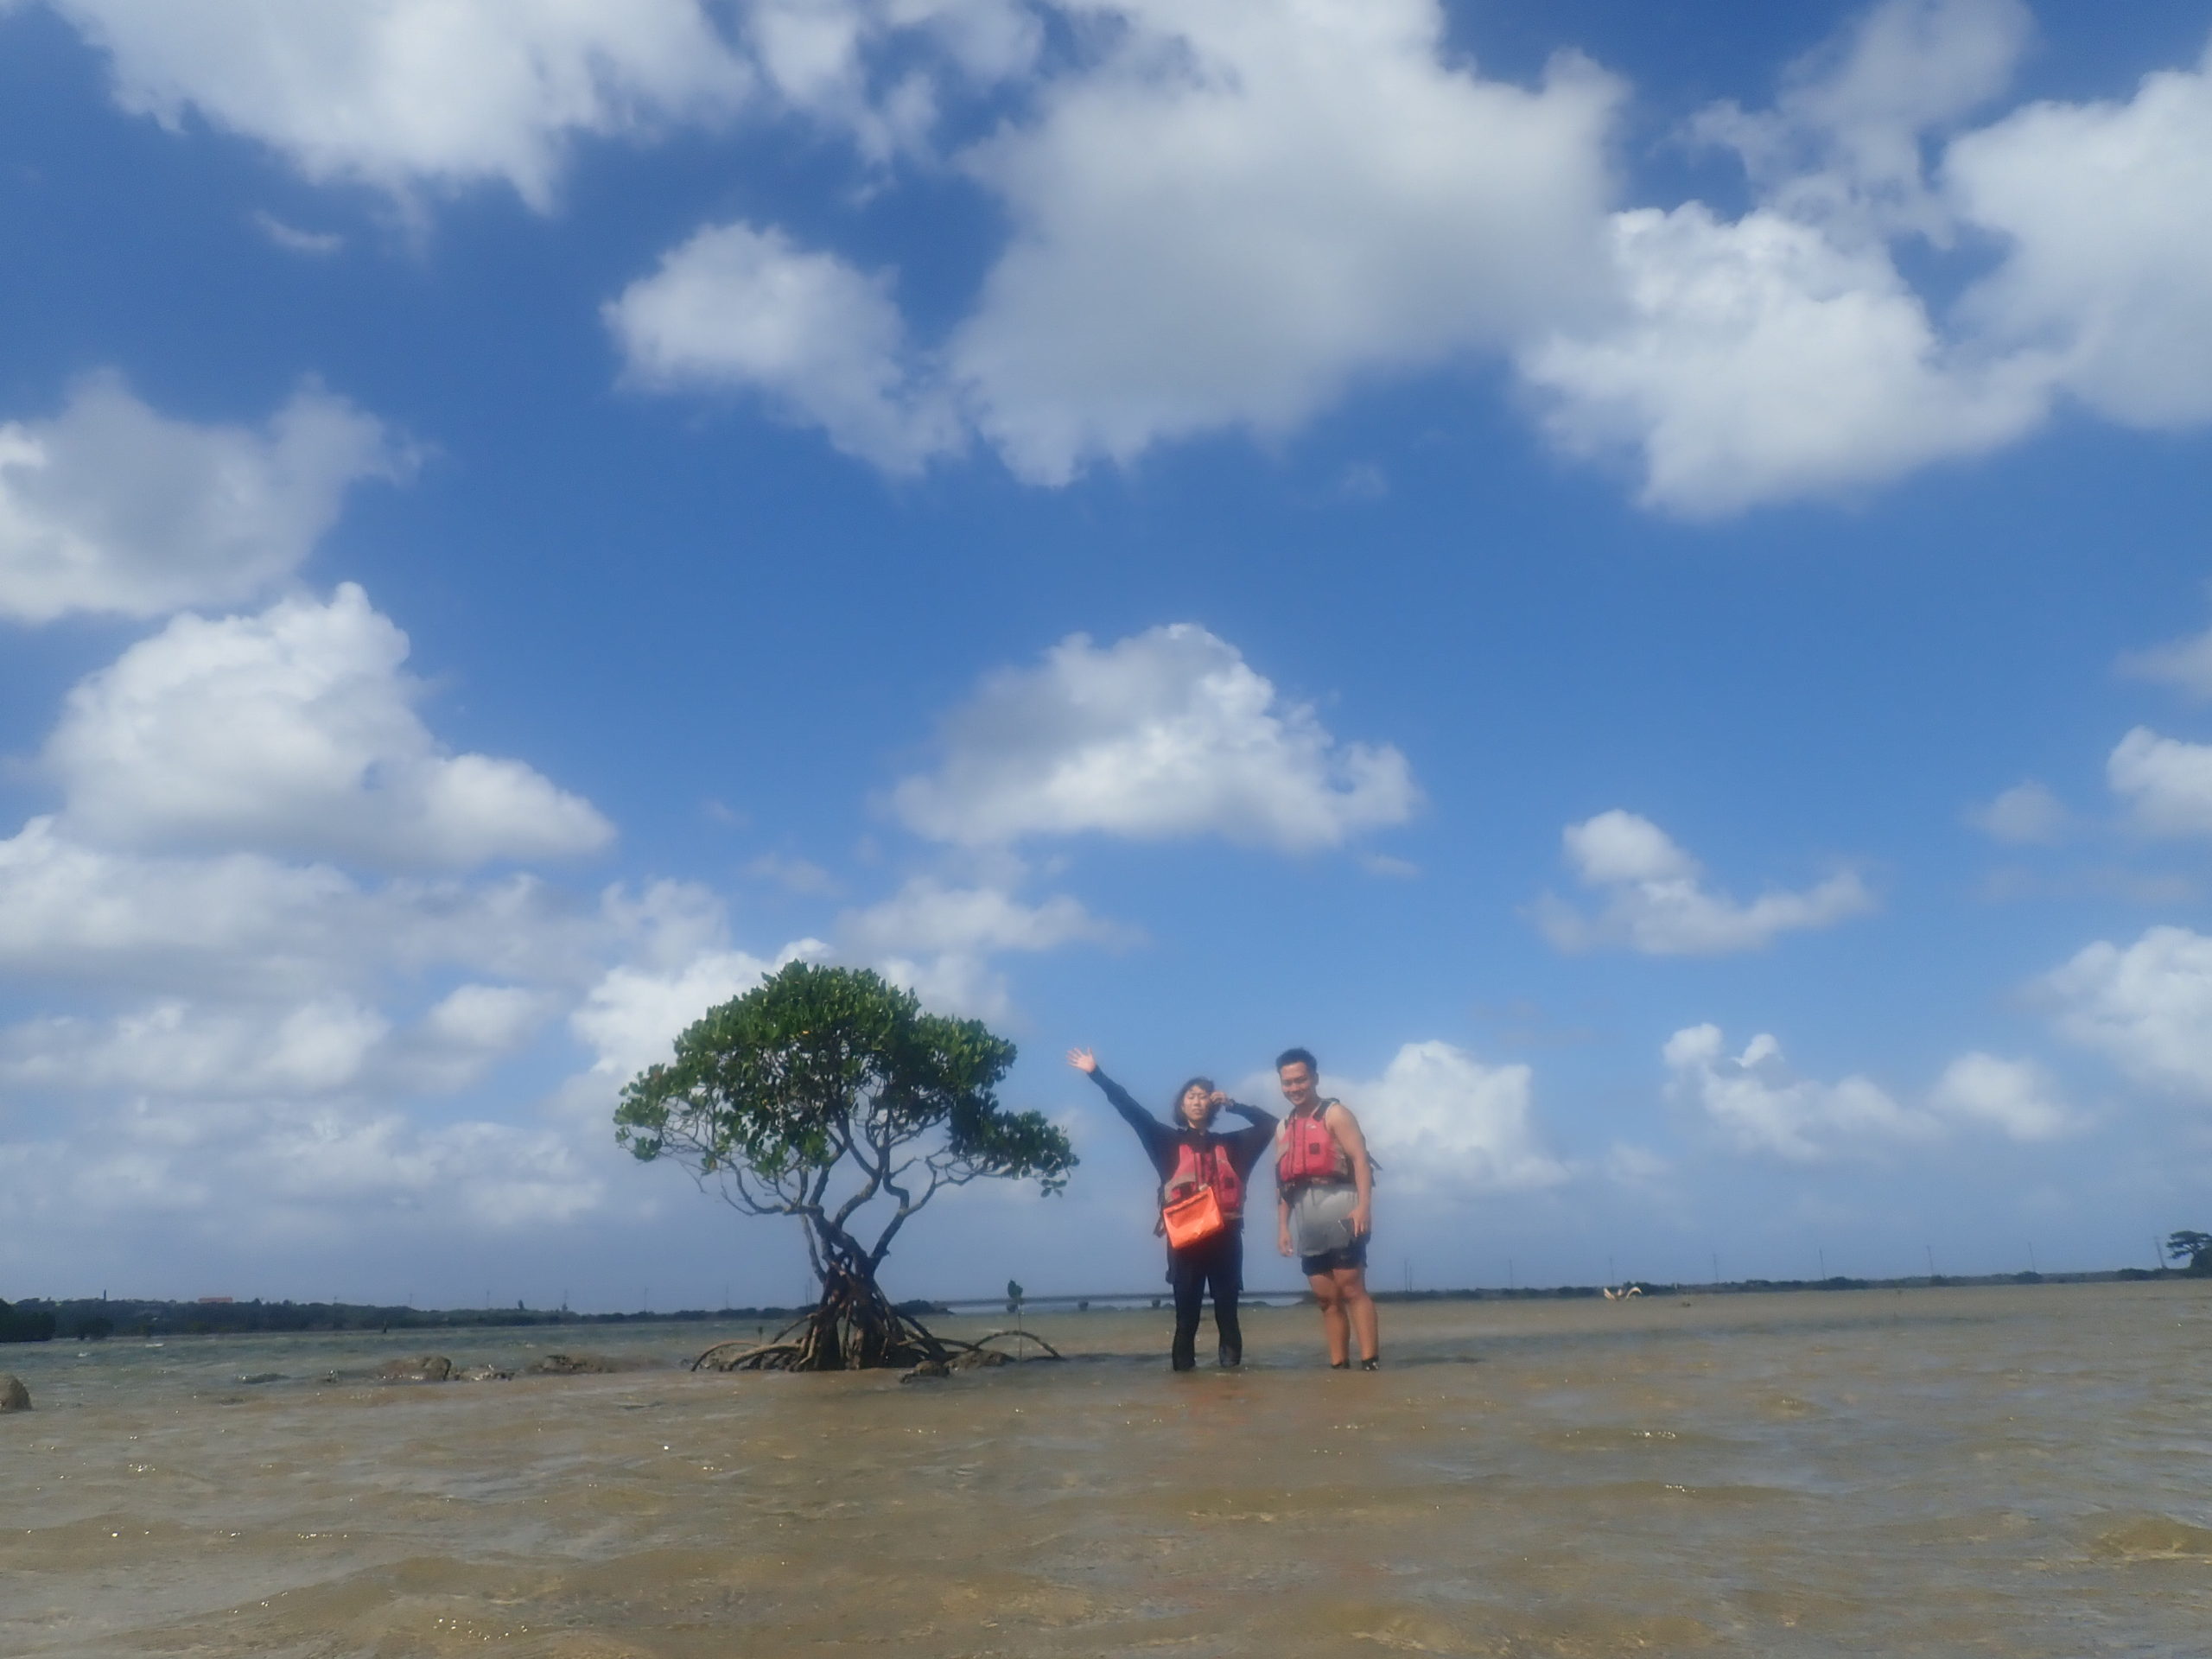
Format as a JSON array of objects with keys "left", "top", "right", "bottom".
[
  {"left": 1165, "top": 1140, "right": 1243, "bottom": 1221},
  {"left": 1276, "top": 1108, "right": 1347, "bottom": 1186}
]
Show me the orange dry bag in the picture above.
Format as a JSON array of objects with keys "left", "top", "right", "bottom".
[
  {"left": 1161, "top": 1184, "right": 1227, "bottom": 1249},
  {"left": 1160, "top": 1141, "right": 1237, "bottom": 1248}
]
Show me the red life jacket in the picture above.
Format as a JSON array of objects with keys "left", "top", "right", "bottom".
[
  {"left": 1166, "top": 1140, "right": 1243, "bottom": 1220},
  {"left": 1276, "top": 1109, "right": 1346, "bottom": 1186}
]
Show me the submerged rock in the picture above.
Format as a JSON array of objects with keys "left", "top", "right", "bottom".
[
  {"left": 948, "top": 1347, "right": 1009, "bottom": 1371},
  {"left": 378, "top": 1355, "right": 453, "bottom": 1382},
  {"left": 900, "top": 1358, "right": 950, "bottom": 1383},
  {"left": 532, "top": 1352, "right": 620, "bottom": 1375},
  {"left": 461, "top": 1365, "right": 514, "bottom": 1382},
  {"left": 0, "top": 1373, "right": 28, "bottom": 1411}
]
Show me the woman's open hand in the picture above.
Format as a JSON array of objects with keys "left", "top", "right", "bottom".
[{"left": 1065, "top": 1047, "right": 1098, "bottom": 1073}]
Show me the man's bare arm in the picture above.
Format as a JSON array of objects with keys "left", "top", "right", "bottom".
[{"left": 1327, "top": 1102, "right": 1373, "bottom": 1237}]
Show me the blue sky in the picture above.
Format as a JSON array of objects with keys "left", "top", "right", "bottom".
[{"left": 3, "top": 0, "right": 2210, "bottom": 1310}]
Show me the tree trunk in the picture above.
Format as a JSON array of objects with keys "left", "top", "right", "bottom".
[
  {"left": 693, "top": 1220, "right": 967, "bottom": 1373},
  {"left": 782, "top": 1254, "right": 940, "bottom": 1371}
]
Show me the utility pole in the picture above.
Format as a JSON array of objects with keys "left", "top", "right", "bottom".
[
  {"left": 1507, "top": 1255, "right": 1515, "bottom": 1290},
  {"left": 2028, "top": 1243, "right": 2037, "bottom": 1274},
  {"left": 1818, "top": 1248, "right": 1827, "bottom": 1280},
  {"left": 1711, "top": 1252, "right": 1719, "bottom": 1287},
  {"left": 1925, "top": 1245, "right": 1936, "bottom": 1282}
]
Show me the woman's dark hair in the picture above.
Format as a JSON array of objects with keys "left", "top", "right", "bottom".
[
  {"left": 1275, "top": 1046, "right": 1318, "bottom": 1075},
  {"left": 1173, "top": 1076, "right": 1218, "bottom": 1124}
]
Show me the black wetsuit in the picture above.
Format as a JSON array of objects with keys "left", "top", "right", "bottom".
[{"left": 1087, "top": 1069, "right": 1277, "bottom": 1370}]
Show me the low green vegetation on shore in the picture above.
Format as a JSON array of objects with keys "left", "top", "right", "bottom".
[
  {"left": 5, "top": 1260, "right": 2202, "bottom": 1345},
  {"left": 0, "top": 1298, "right": 55, "bottom": 1342},
  {"left": 0, "top": 1295, "right": 906, "bottom": 1342}
]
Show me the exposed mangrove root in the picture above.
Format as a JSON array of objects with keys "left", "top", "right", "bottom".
[
  {"left": 692, "top": 1268, "right": 953, "bottom": 1372},
  {"left": 960, "top": 1329, "right": 1064, "bottom": 1360},
  {"left": 693, "top": 1304, "right": 1065, "bottom": 1372},
  {"left": 691, "top": 1339, "right": 804, "bottom": 1372}
]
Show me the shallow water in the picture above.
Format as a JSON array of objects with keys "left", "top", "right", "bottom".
[{"left": 5, "top": 1281, "right": 2211, "bottom": 1656}]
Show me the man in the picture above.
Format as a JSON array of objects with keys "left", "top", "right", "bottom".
[{"left": 1274, "top": 1046, "right": 1380, "bottom": 1369}]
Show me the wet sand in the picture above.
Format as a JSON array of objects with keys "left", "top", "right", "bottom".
[{"left": 6, "top": 1281, "right": 2211, "bottom": 1656}]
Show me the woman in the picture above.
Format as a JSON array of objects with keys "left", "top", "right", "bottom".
[
  {"left": 1273, "top": 1046, "right": 1379, "bottom": 1369},
  {"left": 1067, "top": 1047, "right": 1278, "bottom": 1370}
]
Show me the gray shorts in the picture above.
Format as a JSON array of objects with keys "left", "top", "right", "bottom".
[{"left": 1286, "top": 1181, "right": 1360, "bottom": 1260}]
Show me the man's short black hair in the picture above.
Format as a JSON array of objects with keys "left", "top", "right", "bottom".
[{"left": 1275, "top": 1046, "right": 1318, "bottom": 1076}]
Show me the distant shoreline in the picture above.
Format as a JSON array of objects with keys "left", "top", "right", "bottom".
[{"left": 4, "top": 1265, "right": 2200, "bottom": 1343}]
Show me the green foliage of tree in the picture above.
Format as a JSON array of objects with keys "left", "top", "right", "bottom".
[
  {"left": 615, "top": 963, "right": 1075, "bottom": 1370},
  {"left": 2167, "top": 1230, "right": 2212, "bottom": 1276}
]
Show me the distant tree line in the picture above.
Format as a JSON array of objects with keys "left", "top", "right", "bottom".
[
  {"left": 0, "top": 1299, "right": 56, "bottom": 1342},
  {"left": 6, "top": 1245, "right": 2203, "bottom": 1345},
  {"left": 0, "top": 1296, "right": 942, "bottom": 1341}
]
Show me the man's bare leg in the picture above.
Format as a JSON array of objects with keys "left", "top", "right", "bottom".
[
  {"left": 1309, "top": 1272, "right": 1349, "bottom": 1365},
  {"left": 1336, "top": 1266, "right": 1378, "bottom": 1363}
]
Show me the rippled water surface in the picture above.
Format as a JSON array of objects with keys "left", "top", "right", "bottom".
[{"left": 6, "top": 1281, "right": 2212, "bottom": 1656}]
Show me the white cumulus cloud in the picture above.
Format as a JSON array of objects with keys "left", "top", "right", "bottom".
[
  {"left": 0, "top": 995, "right": 391, "bottom": 1100},
  {"left": 1927, "top": 1051, "right": 2077, "bottom": 1141},
  {"left": 572, "top": 946, "right": 801, "bottom": 1091},
  {"left": 61, "top": 1, "right": 2212, "bottom": 514},
  {"left": 741, "top": 0, "right": 1043, "bottom": 160},
  {"left": 51, "top": 0, "right": 753, "bottom": 208},
  {"left": 1525, "top": 2, "right": 2212, "bottom": 514},
  {"left": 1518, "top": 203, "right": 2050, "bottom": 515},
  {"left": 1537, "top": 810, "right": 1871, "bottom": 956},
  {"left": 841, "top": 877, "right": 1128, "bottom": 958},
  {"left": 2042, "top": 925, "right": 2212, "bottom": 1097},
  {"left": 1947, "top": 35, "right": 2212, "bottom": 429},
  {"left": 944, "top": 0, "right": 1620, "bottom": 483},
  {"left": 0, "top": 372, "right": 404, "bottom": 624},
  {"left": 44, "top": 1093, "right": 606, "bottom": 1234},
  {"left": 1663, "top": 1025, "right": 1936, "bottom": 1160},
  {"left": 45, "top": 584, "right": 613, "bottom": 870},
  {"left": 892, "top": 624, "right": 1417, "bottom": 851},
  {"left": 2107, "top": 727, "right": 2212, "bottom": 838},
  {"left": 1968, "top": 779, "right": 2069, "bottom": 845},
  {"left": 1667, "top": 1024, "right": 2078, "bottom": 1160},
  {"left": 2120, "top": 610, "right": 2212, "bottom": 701},
  {"left": 1342, "top": 1040, "right": 1568, "bottom": 1194},
  {"left": 0, "top": 817, "right": 602, "bottom": 997},
  {"left": 606, "top": 220, "right": 960, "bottom": 473},
  {"left": 840, "top": 874, "right": 1134, "bottom": 1020},
  {"left": 1690, "top": 0, "right": 2033, "bottom": 246}
]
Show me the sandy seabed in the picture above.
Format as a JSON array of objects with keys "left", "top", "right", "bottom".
[{"left": 5, "top": 1281, "right": 2212, "bottom": 1656}]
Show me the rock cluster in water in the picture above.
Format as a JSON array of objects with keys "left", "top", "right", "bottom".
[
  {"left": 366, "top": 1351, "right": 632, "bottom": 1382},
  {"left": 531, "top": 1352, "right": 624, "bottom": 1375},
  {"left": 378, "top": 1355, "right": 454, "bottom": 1382}
]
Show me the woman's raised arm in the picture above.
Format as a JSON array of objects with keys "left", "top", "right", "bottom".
[{"left": 1068, "top": 1049, "right": 1163, "bottom": 1143}]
